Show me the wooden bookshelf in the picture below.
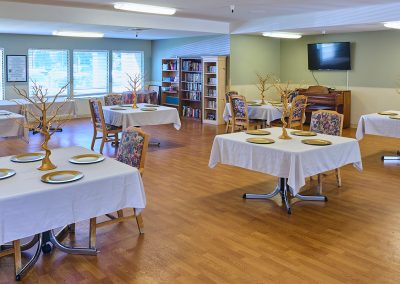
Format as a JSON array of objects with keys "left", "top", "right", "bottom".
[
  {"left": 202, "top": 56, "right": 226, "bottom": 125},
  {"left": 161, "top": 58, "right": 180, "bottom": 109},
  {"left": 180, "top": 58, "right": 203, "bottom": 121}
]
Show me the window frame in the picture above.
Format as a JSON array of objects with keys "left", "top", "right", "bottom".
[
  {"left": 111, "top": 50, "right": 144, "bottom": 93},
  {"left": 0, "top": 48, "right": 4, "bottom": 100},
  {"left": 28, "top": 48, "right": 70, "bottom": 97},
  {"left": 72, "top": 49, "right": 110, "bottom": 97}
]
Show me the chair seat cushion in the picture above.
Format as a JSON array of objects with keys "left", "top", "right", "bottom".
[{"left": 96, "top": 123, "right": 122, "bottom": 131}]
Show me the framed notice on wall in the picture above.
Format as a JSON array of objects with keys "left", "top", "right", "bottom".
[{"left": 6, "top": 55, "right": 27, "bottom": 82}]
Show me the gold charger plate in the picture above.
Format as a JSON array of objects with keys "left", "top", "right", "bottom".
[
  {"left": 245, "top": 130, "right": 271, "bottom": 135},
  {"left": 10, "top": 152, "right": 45, "bottom": 163},
  {"left": 0, "top": 169, "right": 16, "bottom": 180},
  {"left": 378, "top": 111, "right": 398, "bottom": 116},
  {"left": 144, "top": 104, "right": 160, "bottom": 107},
  {"left": 389, "top": 115, "right": 400, "bottom": 120},
  {"left": 246, "top": 138, "right": 275, "bottom": 144},
  {"left": 41, "top": 170, "right": 84, "bottom": 184},
  {"left": 291, "top": 131, "right": 317, "bottom": 137},
  {"left": 69, "top": 154, "right": 105, "bottom": 164},
  {"left": 141, "top": 107, "right": 157, "bottom": 111},
  {"left": 110, "top": 107, "right": 126, "bottom": 111},
  {"left": 302, "top": 139, "right": 332, "bottom": 146}
]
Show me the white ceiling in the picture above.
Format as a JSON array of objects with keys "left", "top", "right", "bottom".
[{"left": 0, "top": 0, "right": 399, "bottom": 39}]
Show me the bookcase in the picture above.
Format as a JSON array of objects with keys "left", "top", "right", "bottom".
[
  {"left": 202, "top": 56, "right": 226, "bottom": 125},
  {"left": 180, "top": 58, "right": 203, "bottom": 120},
  {"left": 161, "top": 58, "right": 180, "bottom": 109}
]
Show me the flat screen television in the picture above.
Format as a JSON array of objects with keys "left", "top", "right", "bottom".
[{"left": 308, "top": 42, "right": 351, "bottom": 70}]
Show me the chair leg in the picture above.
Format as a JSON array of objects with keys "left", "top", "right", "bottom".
[
  {"left": 89, "top": 218, "right": 96, "bottom": 249},
  {"left": 231, "top": 122, "right": 235, "bottom": 133},
  {"left": 13, "top": 240, "right": 22, "bottom": 280},
  {"left": 335, "top": 168, "right": 342, "bottom": 187},
  {"left": 99, "top": 136, "right": 106, "bottom": 154},
  {"left": 114, "top": 133, "right": 119, "bottom": 147},
  {"left": 317, "top": 174, "right": 323, "bottom": 195},
  {"left": 117, "top": 210, "right": 124, "bottom": 218},
  {"left": 134, "top": 209, "right": 144, "bottom": 234},
  {"left": 225, "top": 122, "right": 230, "bottom": 133},
  {"left": 91, "top": 130, "right": 97, "bottom": 150}
]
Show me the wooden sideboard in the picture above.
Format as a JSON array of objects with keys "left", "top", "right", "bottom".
[{"left": 298, "top": 86, "right": 351, "bottom": 128}]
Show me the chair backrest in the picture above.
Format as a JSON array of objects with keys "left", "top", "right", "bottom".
[
  {"left": 104, "top": 94, "right": 123, "bottom": 106},
  {"left": 225, "top": 91, "right": 239, "bottom": 103},
  {"left": 289, "top": 95, "right": 307, "bottom": 123},
  {"left": 310, "top": 110, "right": 344, "bottom": 136},
  {"left": 116, "top": 127, "right": 150, "bottom": 173},
  {"left": 147, "top": 85, "right": 160, "bottom": 104},
  {"left": 88, "top": 99, "right": 106, "bottom": 130},
  {"left": 288, "top": 90, "right": 299, "bottom": 103},
  {"left": 229, "top": 95, "right": 248, "bottom": 122}
]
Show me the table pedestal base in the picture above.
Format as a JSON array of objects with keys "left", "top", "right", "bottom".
[
  {"left": 382, "top": 150, "right": 400, "bottom": 161},
  {"left": 243, "top": 177, "right": 328, "bottom": 214}
]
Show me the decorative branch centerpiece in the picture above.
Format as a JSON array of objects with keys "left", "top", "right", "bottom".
[
  {"left": 13, "top": 81, "right": 71, "bottom": 171},
  {"left": 126, "top": 73, "right": 144, "bottom": 109},
  {"left": 256, "top": 73, "right": 273, "bottom": 105}
]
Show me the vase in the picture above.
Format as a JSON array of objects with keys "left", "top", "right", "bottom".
[
  {"left": 38, "top": 121, "right": 57, "bottom": 171},
  {"left": 132, "top": 91, "right": 138, "bottom": 109}
]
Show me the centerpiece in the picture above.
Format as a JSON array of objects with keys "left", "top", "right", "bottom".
[
  {"left": 126, "top": 73, "right": 144, "bottom": 109},
  {"left": 256, "top": 73, "right": 273, "bottom": 105}
]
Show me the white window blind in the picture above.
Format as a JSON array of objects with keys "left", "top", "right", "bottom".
[
  {"left": 0, "top": 49, "right": 3, "bottom": 100},
  {"left": 112, "top": 51, "right": 143, "bottom": 93},
  {"left": 28, "top": 49, "right": 69, "bottom": 96},
  {"left": 73, "top": 50, "right": 109, "bottom": 96}
]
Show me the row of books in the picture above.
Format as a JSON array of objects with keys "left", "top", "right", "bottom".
[
  {"left": 162, "top": 62, "right": 178, "bottom": 71},
  {"left": 163, "top": 76, "right": 179, "bottom": 83},
  {"left": 182, "top": 61, "right": 202, "bottom": 72},
  {"left": 182, "top": 106, "right": 201, "bottom": 119},
  {"left": 206, "top": 113, "right": 216, "bottom": 120},
  {"left": 183, "top": 82, "right": 202, "bottom": 91},
  {"left": 183, "top": 73, "right": 202, "bottom": 83},
  {"left": 207, "top": 78, "right": 217, "bottom": 85},
  {"left": 162, "top": 86, "right": 178, "bottom": 92},
  {"left": 207, "top": 89, "right": 217, "bottom": 97},
  {"left": 207, "top": 65, "right": 217, "bottom": 73},
  {"left": 183, "top": 92, "right": 201, "bottom": 101},
  {"left": 206, "top": 100, "right": 217, "bottom": 109}
]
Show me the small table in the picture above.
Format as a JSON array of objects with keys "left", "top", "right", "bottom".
[
  {"left": 209, "top": 127, "right": 362, "bottom": 214},
  {"left": 224, "top": 102, "right": 283, "bottom": 126},
  {"left": 356, "top": 111, "right": 400, "bottom": 160},
  {"left": 0, "top": 146, "right": 146, "bottom": 280},
  {"left": 0, "top": 110, "right": 27, "bottom": 140},
  {"left": 102, "top": 103, "right": 181, "bottom": 130}
]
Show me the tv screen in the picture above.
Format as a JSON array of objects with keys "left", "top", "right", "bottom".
[{"left": 308, "top": 42, "right": 351, "bottom": 70}]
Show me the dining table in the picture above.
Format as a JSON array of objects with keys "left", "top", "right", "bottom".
[
  {"left": 209, "top": 127, "right": 363, "bottom": 214},
  {"left": 356, "top": 110, "right": 400, "bottom": 160},
  {"left": 102, "top": 103, "right": 181, "bottom": 130},
  {"left": 0, "top": 146, "right": 146, "bottom": 281},
  {"left": 0, "top": 110, "right": 27, "bottom": 140}
]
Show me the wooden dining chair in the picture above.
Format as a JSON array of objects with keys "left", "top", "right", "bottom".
[
  {"left": 0, "top": 240, "right": 22, "bottom": 280},
  {"left": 104, "top": 94, "right": 123, "bottom": 106},
  {"left": 229, "top": 95, "right": 262, "bottom": 133},
  {"left": 309, "top": 110, "right": 344, "bottom": 193},
  {"left": 89, "top": 127, "right": 150, "bottom": 244},
  {"left": 225, "top": 91, "right": 238, "bottom": 133},
  {"left": 89, "top": 99, "right": 122, "bottom": 154},
  {"left": 288, "top": 95, "right": 307, "bottom": 130}
]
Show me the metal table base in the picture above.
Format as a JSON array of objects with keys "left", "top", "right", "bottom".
[{"left": 243, "top": 177, "right": 328, "bottom": 214}]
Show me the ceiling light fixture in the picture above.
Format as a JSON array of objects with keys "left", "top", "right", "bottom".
[
  {"left": 53, "top": 31, "right": 104, "bottom": 38},
  {"left": 383, "top": 21, "right": 400, "bottom": 29},
  {"left": 114, "top": 2, "right": 176, "bottom": 15},
  {"left": 262, "top": 32, "right": 302, "bottom": 39}
]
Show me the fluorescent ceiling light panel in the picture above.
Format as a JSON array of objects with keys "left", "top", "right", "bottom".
[
  {"left": 114, "top": 2, "right": 176, "bottom": 15},
  {"left": 262, "top": 32, "right": 302, "bottom": 39},
  {"left": 53, "top": 31, "right": 104, "bottom": 38},
  {"left": 383, "top": 21, "right": 400, "bottom": 29}
]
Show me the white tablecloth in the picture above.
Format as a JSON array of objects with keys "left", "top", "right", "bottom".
[
  {"left": 0, "top": 146, "right": 146, "bottom": 245},
  {"left": 0, "top": 99, "right": 76, "bottom": 118},
  {"left": 0, "top": 111, "right": 26, "bottom": 138},
  {"left": 224, "top": 102, "right": 283, "bottom": 125},
  {"left": 209, "top": 127, "right": 363, "bottom": 195},
  {"left": 356, "top": 111, "right": 400, "bottom": 140},
  {"left": 103, "top": 103, "right": 181, "bottom": 130}
]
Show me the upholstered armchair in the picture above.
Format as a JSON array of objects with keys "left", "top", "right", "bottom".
[{"left": 229, "top": 95, "right": 262, "bottom": 132}]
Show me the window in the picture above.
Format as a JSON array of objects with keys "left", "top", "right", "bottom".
[
  {"left": 73, "top": 50, "right": 109, "bottom": 96},
  {"left": 112, "top": 51, "right": 143, "bottom": 93},
  {"left": 0, "top": 49, "right": 3, "bottom": 99},
  {"left": 28, "top": 49, "right": 69, "bottom": 96}
]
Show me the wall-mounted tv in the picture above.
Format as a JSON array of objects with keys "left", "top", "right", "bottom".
[{"left": 308, "top": 42, "right": 351, "bottom": 70}]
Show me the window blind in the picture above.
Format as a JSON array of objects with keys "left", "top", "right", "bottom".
[
  {"left": 28, "top": 49, "right": 69, "bottom": 97},
  {"left": 0, "top": 49, "right": 3, "bottom": 100},
  {"left": 112, "top": 51, "right": 143, "bottom": 93},
  {"left": 73, "top": 50, "right": 109, "bottom": 96}
]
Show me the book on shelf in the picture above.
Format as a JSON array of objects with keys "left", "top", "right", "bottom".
[
  {"left": 183, "top": 73, "right": 202, "bottom": 82},
  {"left": 163, "top": 76, "right": 179, "bottom": 83},
  {"left": 207, "top": 66, "right": 217, "bottom": 73},
  {"left": 162, "top": 61, "right": 178, "bottom": 71},
  {"left": 184, "top": 92, "right": 201, "bottom": 101},
  {"left": 183, "top": 82, "right": 202, "bottom": 91},
  {"left": 182, "top": 60, "right": 202, "bottom": 72},
  {"left": 206, "top": 100, "right": 217, "bottom": 109},
  {"left": 208, "top": 78, "right": 217, "bottom": 85},
  {"left": 206, "top": 112, "right": 216, "bottom": 120},
  {"left": 182, "top": 106, "right": 201, "bottom": 119},
  {"left": 162, "top": 86, "right": 178, "bottom": 92},
  {"left": 207, "top": 89, "right": 217, "bottom": 97}
]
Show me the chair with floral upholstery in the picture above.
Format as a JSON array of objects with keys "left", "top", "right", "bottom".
[
  {"left": 89, "top": 99, "right": 122, "bottom": 154},
  {"left": 287, "top": 95, "right": 307, "bottom": 130},
  {"left": 229, "top": 95, "right": 262, "bottom": 132},
  {"left": 90, "top": 127, "right": 150, "bottom": 236},
  {"left": 310, "top": 110, "right": 344, "bottom": 193},
  {"left": 225, "top": 91, "right": 238, "bottom": 133},
  {"left": 104, "top": 94, "right": 123, "bottom": 106}
]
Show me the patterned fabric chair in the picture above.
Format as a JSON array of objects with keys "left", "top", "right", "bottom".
[
  {"left": 229, "top": 95, "right": 262, "bottom": 132},
  {"left": 310, "top": 110, "right": 344, "bottom": 193},
  {"left": 89, "top": 99, "right": 122, "bottom": 154},
  {"left": 288, "top": 95, "right": 307, "bottom": 130},
  {"left": 288, "top": 90, "right": 299, "bottom": 103},
  {"left": 122, "top": 90, "right": 158, "bottom": 104},
  {"left": 225, "top": 91, "right": 239, "bottom": 133},
  {"left": 104, "top": 94, "right": 123, "bottom": 106}
]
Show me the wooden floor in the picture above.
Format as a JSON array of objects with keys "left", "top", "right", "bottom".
[{"left": 1, "top": 119, "right": 400, "bottom": 283}]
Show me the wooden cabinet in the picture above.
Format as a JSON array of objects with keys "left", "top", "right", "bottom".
[
  {"left": 161, "top": 58, "right": 180, "bottom": 109},
  {"left": 180, "top": 58, "right": 203, "bottom": 120}
]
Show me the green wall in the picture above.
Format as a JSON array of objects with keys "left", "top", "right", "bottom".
[
  {"left": 0, "top": 33, "right": 152, "bottom": 99},
  {"left": 230, "top": 35, "right": 280, "bottom": 85},
  {"left": 280, "top": 30, "right": 400, "bottom": 88}
]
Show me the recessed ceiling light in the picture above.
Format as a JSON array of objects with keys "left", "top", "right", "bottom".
[
  {"left": 114, "top": 2, "right": 176, "bottom": 15},
  {"left": 262, "top": 32, "right": 302, "bottom": 39},
  {"left": 53, "top": 31, "right": 104, "bottom": 38},
  {"left": 383, "top": 21, "right": 400, "bottom": 29}
]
